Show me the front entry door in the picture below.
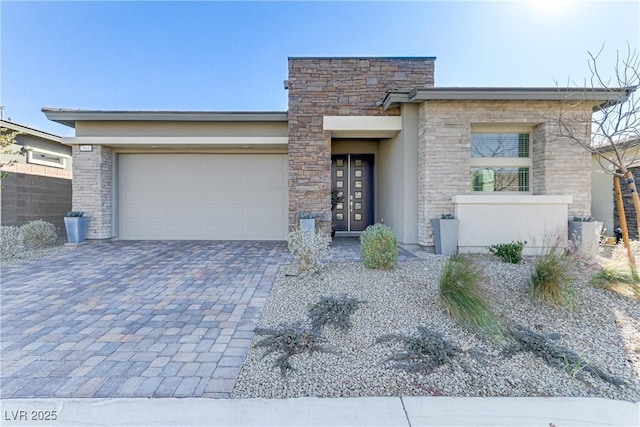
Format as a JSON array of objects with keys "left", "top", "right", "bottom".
[{"left": 331, "top": 154, "right": 374, "bottom": 232}]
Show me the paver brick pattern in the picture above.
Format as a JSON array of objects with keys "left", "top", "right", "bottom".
[{"left": 1, "top": 238, "right": 415, "bottom": 398}]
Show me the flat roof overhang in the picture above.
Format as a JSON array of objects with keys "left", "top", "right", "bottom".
[
  {"left": 42, "top": 108, "right": 288, "bottom": 128},
  {"left": 323, "top": 116, "right": 402, "bottom": 138},
  {"left": 382, "top": 87, "right": 637, "bottom": 111}
]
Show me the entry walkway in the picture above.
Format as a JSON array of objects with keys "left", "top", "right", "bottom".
[{"left": 1, "top": 396, "right": 638, "bottom": 426}]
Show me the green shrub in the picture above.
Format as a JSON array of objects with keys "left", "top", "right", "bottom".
[
  {"left": 439, "top": 256, "right": 502, "bottom": 337},
  {"left": 0, "top": 226, "right": 25, "bottom": 260},
  {"left": 287, "top": 228, "right": 330, "bottom": 275},
  {"left": 360, "top": 223, "right": 398, "bottom": 269},
  {"left": 488, "top": 240, "right": 527, "bottom": 264},
  {"left": 591, "top": 267, "right": 639, "bottom": 288},
  {"left": 20, "top": 220, "right": 58, "bottom": 250},
  {"left": 308, "top": 294, "right": 363, "bottom": 333},
  {"left": 530, "top": 249, "right": 575, "bottom": 307}
]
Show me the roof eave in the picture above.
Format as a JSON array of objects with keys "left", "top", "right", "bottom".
[
  {"left": 42, "top": 109, "right": 289, "bottom": 128},
  {"left": 0, "top": 119, "right": 62, "bottom": 141},
  {"left": 383, "top": 87, "right": 637, "bottom": 111}
]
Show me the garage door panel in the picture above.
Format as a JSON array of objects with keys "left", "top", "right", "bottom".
[
  {"left": 119, "top": 154, "right": 287, "bottom": 240},
  {"left": 245, "top": 190, "right": 286, "bottom": 205}
]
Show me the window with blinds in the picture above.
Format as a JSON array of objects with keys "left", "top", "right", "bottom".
[{"left": 470, "top": 133, "right": 531, "bottom": 192}]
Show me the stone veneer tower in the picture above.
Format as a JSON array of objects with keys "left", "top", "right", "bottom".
[{"left": 286, "top": 57, "right": 435, "bottom": 231}]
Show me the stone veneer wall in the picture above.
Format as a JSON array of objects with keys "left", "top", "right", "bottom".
[
  {"left": 418, "top": 100, "right": 592, "bottom": 246},
  {"left": 72, "top": 145, "right": 112, "bottom": 239},
  {"left": 287, "top": 58, "right": 435, "bottom": 231}
]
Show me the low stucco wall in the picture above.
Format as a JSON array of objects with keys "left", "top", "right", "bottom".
[{"left": 453, "top": 195, "right": 572, "bottom": 255}]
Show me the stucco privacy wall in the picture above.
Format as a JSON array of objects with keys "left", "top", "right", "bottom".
[
  {"left": 418, "top": 100, "right": 592, "bottom": 247},
  {"left": 287, "top": 57, "right": 435, "bottom": 231},
  {"left": 72, "top": 145, "right": 112, "bottom": 239}
]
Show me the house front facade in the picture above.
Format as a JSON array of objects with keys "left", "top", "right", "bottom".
[{"left": 44, "top": 57, "right": 631, "bottom": 253}]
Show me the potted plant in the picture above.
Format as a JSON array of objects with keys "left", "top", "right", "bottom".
[
  {"left": 431, "top": 213, "right": 459, "bottom": 255},
  {"left": 568, "top": 216, "right": 603, "bottom": 257},
  {"left": 298, "top": 212, "right": 316, "bottom": 234},
  {"left": 330, "top": 190, "right": 343, "bottom": 238},
  {"left": 64, "top": 211, "right": 88, "bottom": 244}
]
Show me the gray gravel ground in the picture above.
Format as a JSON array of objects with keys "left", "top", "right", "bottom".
[
  {"left": 0, "top": 244, "right": 67, "bottom": 265},
  {"left": 232, "top": 252, "right": 640, "bottom": 401}
]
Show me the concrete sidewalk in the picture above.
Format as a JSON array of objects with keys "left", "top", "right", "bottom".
[{"left": 1, "top": 396, "right": 638, "bottom": 426}]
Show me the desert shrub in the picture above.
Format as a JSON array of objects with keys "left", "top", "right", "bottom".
[
  {"left": 254, "top": 322, "right": 332, "bottom": 374},
  {"left": 506, "top": 325, "right": 625, "bottom": 386},
  {"left": 439, "top": 255, "right": 502, "bottom": 337},
  {"left": 20, "top": 220, "right": 58, "bottom": 250},
  {"left": 488, "top": 240, "right": 526, "bottom": 264},
  {"left": 0, "top": 226, "right": 25, "bottom": 260},
  {"left": 596, "top": 241, "right": 640, "bottom": 298},
  {"left": 530, "top": 248, "right": 575, "bottom": 307},
  {"left": 376, "top": 326, "right": 470, "bottom": 373},
  {"left": 591, "top": 267, "right": 639, "bottom": 288},
  {"left": 308, "top": 294, "right": 363, "bottom": 333},
  {"left": 287, "top": 228, "right": 330, "bottom": 275},
  {"left": 360, "top": 223, "right": 398, "bottom": 269}
]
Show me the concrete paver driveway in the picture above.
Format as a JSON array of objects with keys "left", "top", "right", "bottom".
[{"left": 1, "top": 241, "right": 291, "bottom": 398}]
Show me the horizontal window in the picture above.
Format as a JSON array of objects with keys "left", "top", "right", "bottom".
[
  {"left": 471, "top": 133, "right": 530, "bottom": 158},
  {"left": 26, "top": 149, "right": 67, "bottom": 169},
  {"left": 471, "top": 167, "right": 530, "bottom": 192}
]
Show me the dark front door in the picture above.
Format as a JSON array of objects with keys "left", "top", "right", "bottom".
[{"left": 331, "top": 154, "right": 374, "bottom": 232}]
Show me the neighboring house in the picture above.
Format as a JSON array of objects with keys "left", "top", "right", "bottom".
[
  {"left": 43, "top": 57, "right": 633, "bottom": 253},
  {"left": 591, "top": 140, "right": 640, "bottom": 239},
  {"left": 0, "top": 119, "right": 72, "bottom": 232}
]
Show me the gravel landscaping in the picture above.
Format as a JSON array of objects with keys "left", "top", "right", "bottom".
[{"left": 232, "top": 252, "right": 640, "bottom": 401}]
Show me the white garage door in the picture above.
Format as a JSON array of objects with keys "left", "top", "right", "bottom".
[{"left": 118, "top": 153, "right": 288, "bottom": 240}]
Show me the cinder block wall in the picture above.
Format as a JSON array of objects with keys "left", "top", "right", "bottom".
[
  {"left": 287, "top": 57, "right": 435, "bottom": 231},
  {"left": 418, "top": 100, "right": 592, "bottom": 246},
  {"left": 0, "top": 172, "right": 71, "bottom": 231},
  {"left": 71, "top": 145, "right": 113, "bottom": 239}
]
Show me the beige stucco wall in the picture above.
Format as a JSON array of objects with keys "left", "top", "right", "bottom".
[
  {"left": 377, "top": 104, "right": 419, "bottom": 245},
  {"left": 75, "top": 121, "right": 288, "bottom": 138},
  {"left": 418, "top": 100, "right": 592, "bottom": 247},
  {"left": 454, "top": 195, "right": 572, "bottom": 255}
]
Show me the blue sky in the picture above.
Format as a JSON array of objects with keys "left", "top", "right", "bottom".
[{"left": 1, "top": 1, "right": 639, "bottom": 136}]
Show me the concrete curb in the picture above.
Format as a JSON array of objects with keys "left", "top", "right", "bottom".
[{"left": 1, "top": 397, "right": 639, "bottom": 427}]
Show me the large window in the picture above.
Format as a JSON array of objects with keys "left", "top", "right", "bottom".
[{"left": 470, "top": 132, "right": 531, "bottom": 192}]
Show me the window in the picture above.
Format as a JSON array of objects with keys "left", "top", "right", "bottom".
[
  {"left": 26, "top": 148, "right": 67, "bottom": 169},
  {"left": 470, "top": 132, "right": 531, "bottom": 192}
]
